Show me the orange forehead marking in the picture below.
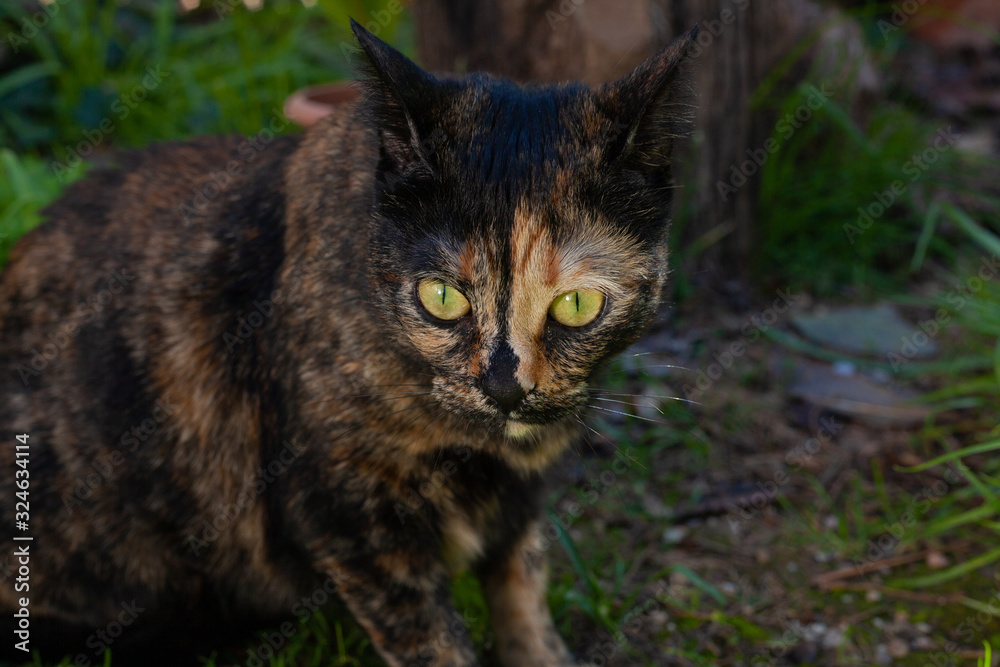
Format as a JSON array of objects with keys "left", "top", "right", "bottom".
[
  {"left": 457, "top": 242, "right": 477, "bottom": 282},
  {"left": 508, "top": 204, "right": 559, "bottom": 390}
]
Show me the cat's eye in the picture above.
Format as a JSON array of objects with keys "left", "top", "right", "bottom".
[
  {"left": 417, "top": 278, "right": 471, "bottom": 321},
  {"left": 548, "top": 290, "right": 605, "bottom": 327}
]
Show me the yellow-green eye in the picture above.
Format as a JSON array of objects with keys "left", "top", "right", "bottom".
[
  {"left": 548, "top": 290, "right": 605, "bottom": 327},
  {"left": 418, "top": 279, "right": 471, "bottom": 321}
]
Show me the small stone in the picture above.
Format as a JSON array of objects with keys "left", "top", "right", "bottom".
[
  {"left": 823, "top": 627, "right": 845, "bottom": 649},
  {"left": 807, "top": 622, "right": 827, "bottom": 640},
  {"left": 914, "top": 636, "right": 934, "bottom": 650},
  {"left": 870, "top": 368, "right": 891, "bottom": 383},
  {"left": 841, "top": 594, "right": 854, "bottom": 605},
  {"left": 824, "top": 515, "right": 840, "bottom": 530},
  {"left": 893, "top": 610, "right": 909, "bottom": 624},
  {"left": 787, "top": 562, "right": 799, "bottom": 573},
  {"left": 866, "top": 589, "right": 883, "bottom": 602},
  {"left": 926, "top": 551, "right": 949, "bottom": 569},
  {"left": 832, "top": 360, "right": 856, "bottom": 376},
  {"left": 814, "top": 550, "right": 831, "bottom": 563},
  {"left": 647, "top": 610, "right": 668, "bottom": 630},
  {"left": 756, "top": 548, "right": 771, "bottom": 564},
  {"left": 720, "top": 582, "right": 738, "bottom": 596},
  {"left": 915, "top": 622, "right": 932, "bottom": 634},
  {"left": 887, "top": 638, "right": 910, "bottom": 659},
  {"left": 875, "top": 644, "right": 892, "bottom": 665},
  {"left": 643, "top": 494, "right": 672, "bottom": 519},
  {"left": 662, "top": 527, "right": 687, "bottom": 544}
]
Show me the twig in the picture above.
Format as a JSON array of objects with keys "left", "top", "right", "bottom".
[
  {"left": 818, "top": 582, "right": 965, "bottom": 605},
  {"left": 811, "top": 541, "right": 972, "bottom": 588}
]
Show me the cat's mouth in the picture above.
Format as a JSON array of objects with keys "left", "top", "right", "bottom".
[
  {"left": 505, "top": 420, "right": 539, "bottom": 440},
  {"left": 430, "top": 377, "right": 588, "bottom": 441}
]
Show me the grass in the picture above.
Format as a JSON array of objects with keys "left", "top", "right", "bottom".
[
  {"left": 0, "top": 0, "right": 412, "bottom": 154},
  {"left": 0, "top": 150, "right": 84, "bottom": 265}
]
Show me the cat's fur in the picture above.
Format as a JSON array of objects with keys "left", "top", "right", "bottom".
[{"left": 0, "top": 22, "right": 696, "bottom": 667}]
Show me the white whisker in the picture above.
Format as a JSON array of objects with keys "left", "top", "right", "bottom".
[{"left": 586, "top": 404, "right": 670, "bottom": 426}]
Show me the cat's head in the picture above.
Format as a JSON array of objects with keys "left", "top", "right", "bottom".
[{"left": 353, "top": 20, "right": 697, "bottom": 445}]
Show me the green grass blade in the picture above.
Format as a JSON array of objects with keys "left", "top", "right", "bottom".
[
  {"left": 896, "top": 440, "right": 1000, "bottom": 472},
  {"left": 667, "top": 564, "right": 726, "bottom": 605},
  {"left": 943, "top": 202, "right": 1000, "bottom": 258},
  {"left": 890, "top": 545, "right": 1000, "bottom": 589}
]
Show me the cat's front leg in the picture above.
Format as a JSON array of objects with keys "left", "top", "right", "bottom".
[
  {"left": 315, "top": 556, "right": 480, "bottom": 667},
  {"left": 479, "top": 522, "right": 577, "bottom": 667}
]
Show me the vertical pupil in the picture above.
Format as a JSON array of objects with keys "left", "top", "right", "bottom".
[
  {"left": 440, "top": 284, "right": 447, "bottom": 306},
  {"left": 574, "top": 292, "right": 580, "bottom": 312}
]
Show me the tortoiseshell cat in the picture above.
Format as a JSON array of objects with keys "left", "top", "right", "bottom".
[{"left": 0, "top": 21, "right": 696, "bottom": 667}]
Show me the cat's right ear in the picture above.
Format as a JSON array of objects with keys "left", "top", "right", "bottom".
[{"left": 351, "top": 19, "right": 443, "bottom": 179}]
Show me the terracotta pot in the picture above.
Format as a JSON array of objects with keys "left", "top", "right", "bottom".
[
  {"left": 909, "top": 0, "right": 1000, "bottom": 52},
  {"left": 283, "top": 82, "right": 360, "bottom": 128}
]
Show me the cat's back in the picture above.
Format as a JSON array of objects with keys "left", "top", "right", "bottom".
[{"left": 1, "top": 134, "right": 287, "bottom": 319}]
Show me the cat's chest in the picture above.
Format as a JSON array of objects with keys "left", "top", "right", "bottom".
[{"left": 405, "top": 447, "right": 541, "bottom": 572}]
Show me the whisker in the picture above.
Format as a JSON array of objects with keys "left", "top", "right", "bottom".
[
  {"left": 573, "top": 413, "right": 646, "bottom": 471},
  {"left": 603, "top": 363, "right": 694, "bottom": 376},
  {"left": 588, "top": 390, "right": 702, "bottom": 407},
  {"left": 585, "top": 404, "right": 670, "bottom": 426},
  {"left": 572, "top": 416, "right": 636, "bottom": 512},
  {"left": 589, "top": 396, "right": 664, "bottom": 416}
]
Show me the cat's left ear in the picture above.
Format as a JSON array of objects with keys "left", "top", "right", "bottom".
[
  {"left": 351, "top": 19, "right": 445, "bottom": 178},
  {"left": 595, "top": 26, "right": 700, "bottom": 173}
]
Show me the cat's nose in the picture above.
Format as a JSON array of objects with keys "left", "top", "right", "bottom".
[
  {"left": 481, "top": 376, "right": 527, "bottom": 415},
  {"left": 480, "top": 342, "right": 527, "bottom": 415}
]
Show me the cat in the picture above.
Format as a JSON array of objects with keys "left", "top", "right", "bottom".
[{"left": 0, "top": 20, "right": 697, "bottom": 667}]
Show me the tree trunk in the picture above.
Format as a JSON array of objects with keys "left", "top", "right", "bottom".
[{"left": 412, "top": 0, "right": 875, "bottom": 288}]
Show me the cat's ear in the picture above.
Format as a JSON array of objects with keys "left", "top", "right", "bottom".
[
  {"left": 351, "top": 19, "right": 443, "bottom": 177},
  {"left": 595, "top": 26, "right": 699, "bottom": 173}
]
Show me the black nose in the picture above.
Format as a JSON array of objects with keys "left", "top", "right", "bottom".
[{"left": 480, "top": 342, "right": 527, "bottom": 415}]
